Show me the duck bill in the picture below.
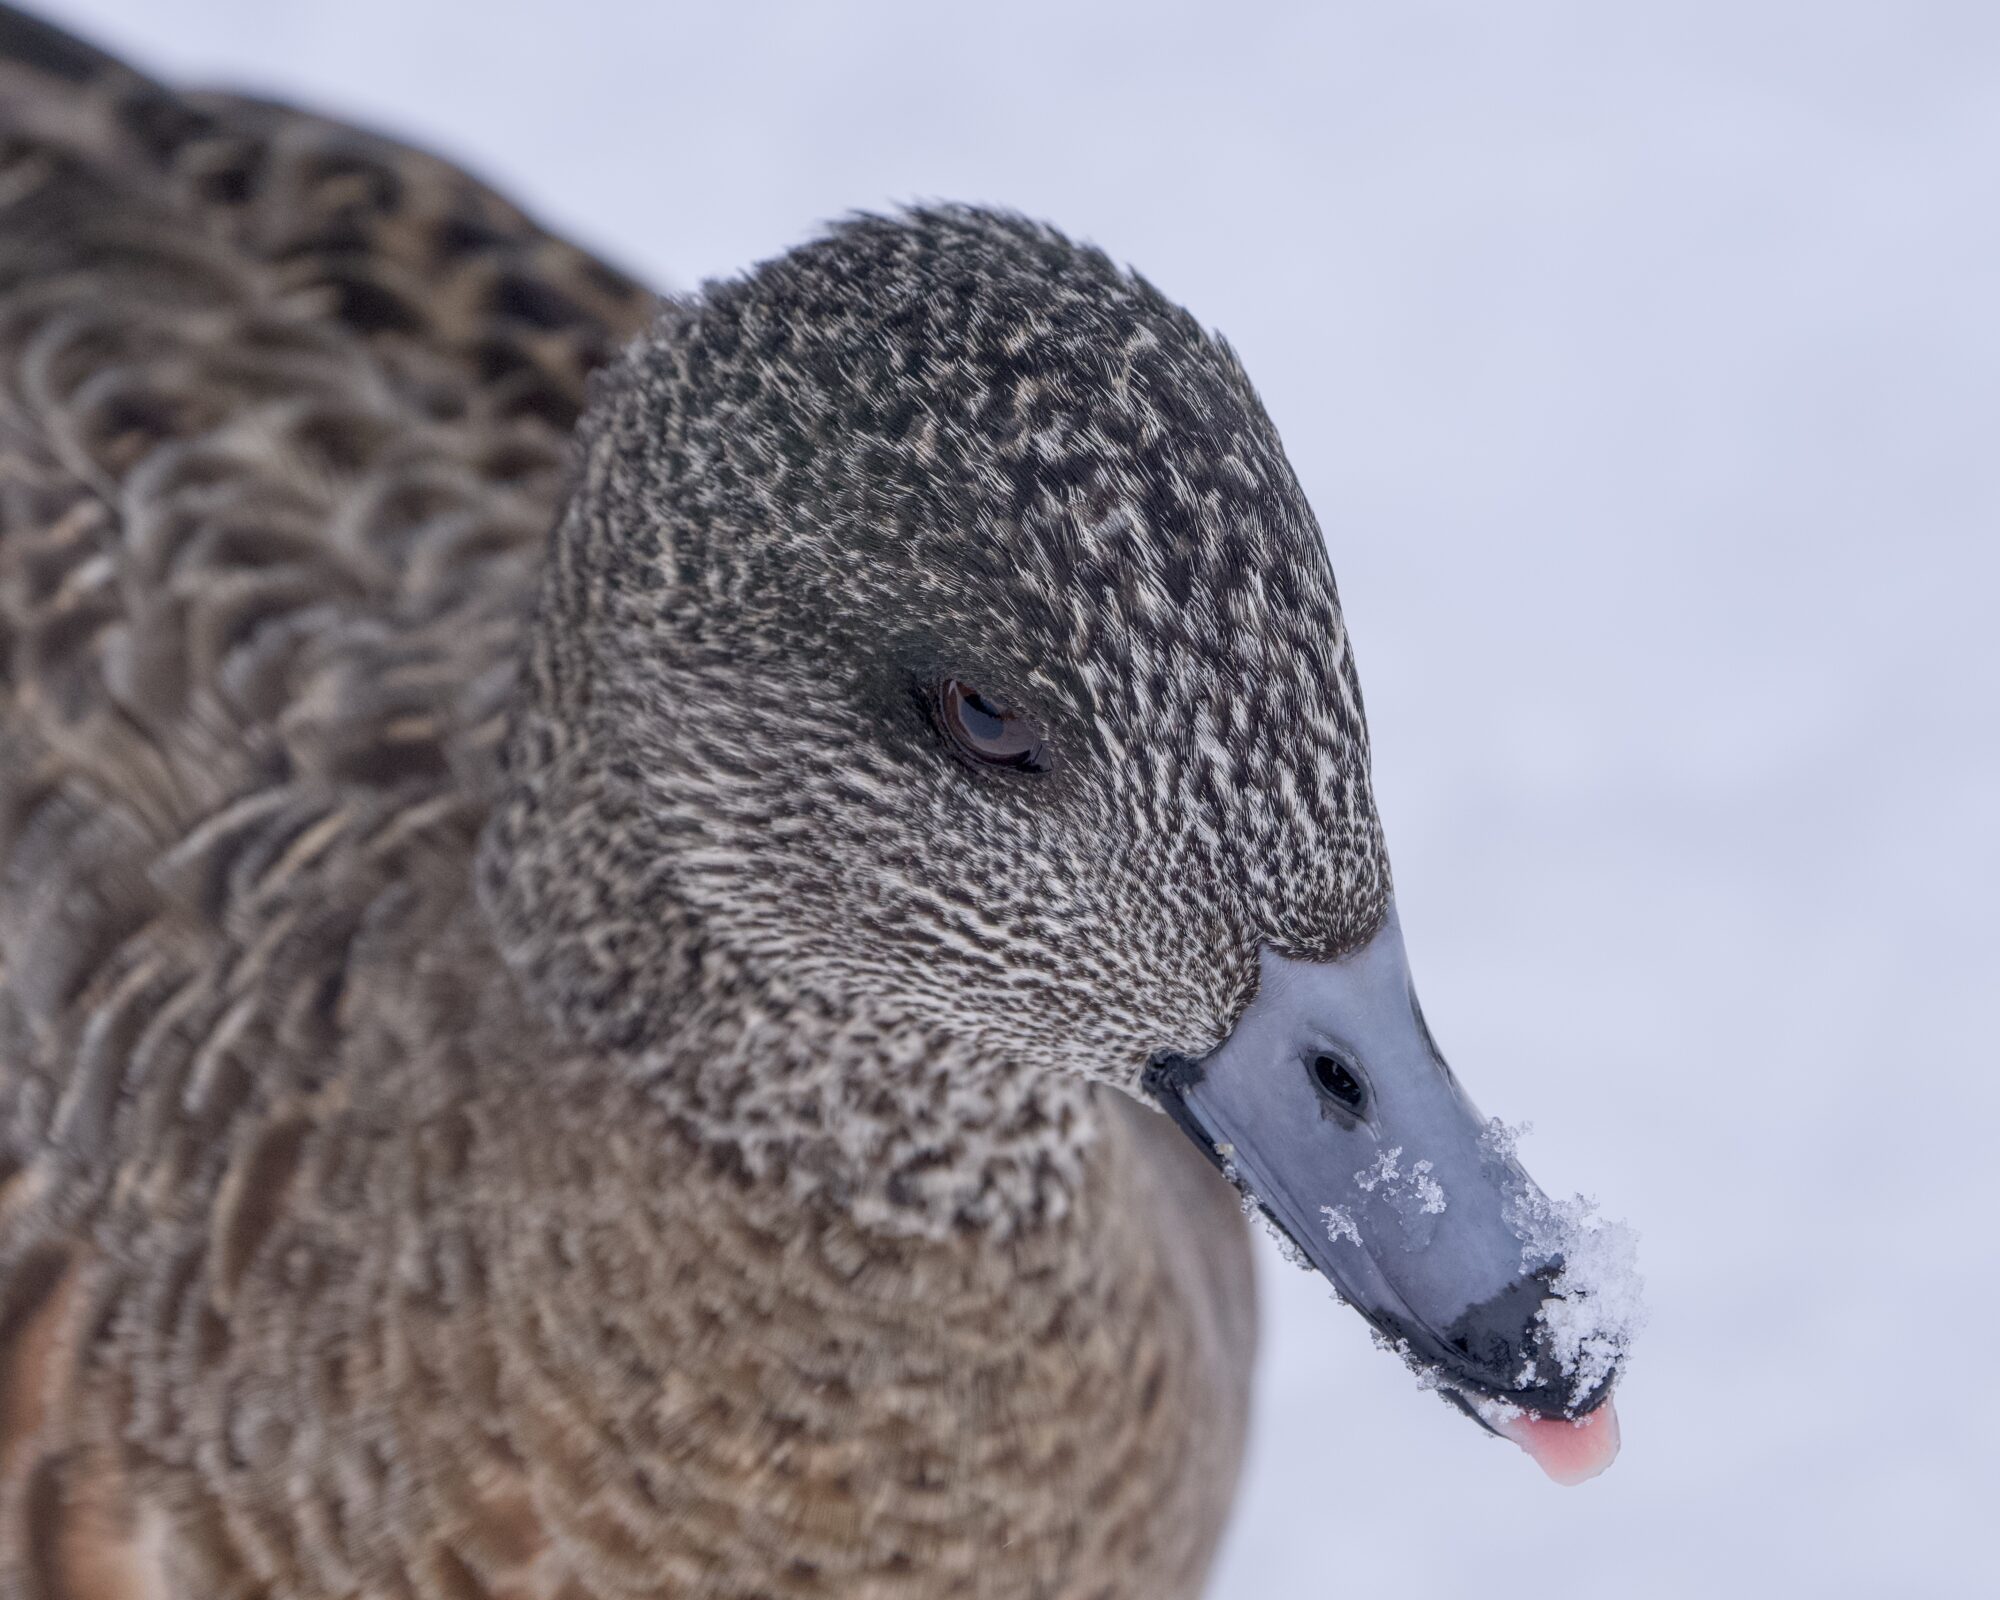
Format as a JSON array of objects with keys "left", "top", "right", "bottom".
[{"left": 1144, "top": 903, "right": 1622, "bottom": 1477}]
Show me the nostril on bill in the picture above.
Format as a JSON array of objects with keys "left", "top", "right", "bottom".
[{"left": 1306, "top": 1051, "right": 1368, "bottom": 1117}]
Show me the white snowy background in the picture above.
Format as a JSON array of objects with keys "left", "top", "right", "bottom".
[{"left": 45, "top": 2, "right": 1999, "bottom": 1594}]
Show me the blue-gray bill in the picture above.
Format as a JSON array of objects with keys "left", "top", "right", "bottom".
[{"left": 1144, "top": 903, "right": 1625, "bottom": 1481}]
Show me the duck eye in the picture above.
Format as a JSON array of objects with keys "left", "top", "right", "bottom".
[
  {"left": 936, "top": 679, "right": 1050, "bottom": 773},
  {"left": 1309, "top": 1054, "right": 1369, "bottom": 1116}
]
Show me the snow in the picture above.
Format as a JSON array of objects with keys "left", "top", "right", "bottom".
[
  {"left": 1504, "top": 1175, "right": 1648, "bottom": 1412},
  {"left": 1250, "top": 1204, "right": 1314, "bottom": 1272},
  {"left": 1369, "top": 1329, "right": 1445, "bottom": 1396},
  {"left": 1344, "top": 1119, "right": 1647, "bottom": 1419},
  {"left": 1486, "top": 1118, "right": 1648, "bottom": 1414},
  {"left": 1412, "top": 1165, "right": 1445, "bottom": 1216},
  {"left": 1479, "top": 1116, "right": 1532, "bottom": 1163},
  {"left": 52, "top": 3, "right": 2000, "bottom": 1594},
  {"left": 1319, "top": 1203, "right": 1361, "bottom": 1246},
  {"left": 1222, "top": 1157, "right": 1315, "bottom": 1271},
  {"left": 1353, "top": 1144, "right": 1450, "bottom": 1249}
]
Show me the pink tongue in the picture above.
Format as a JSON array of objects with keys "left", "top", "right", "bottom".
[{"left": 1494, "top": 1399, "right": 1622, "bottom": 1485}]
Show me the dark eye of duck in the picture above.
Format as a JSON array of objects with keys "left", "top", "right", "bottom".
[
  {"left": 1309, "top": 1053, "right": 1369, "bottom": 1116},
  {"left": 935, "top": 679, "right": 1050, "bottom": 773}
]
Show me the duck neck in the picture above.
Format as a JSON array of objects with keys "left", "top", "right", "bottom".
[
  {"left": 436, "top": 1046, "right": 1240, "bottom": 1600},
  {"left": 618, "top": 943, "right": 1104, "bottom": 1241}
]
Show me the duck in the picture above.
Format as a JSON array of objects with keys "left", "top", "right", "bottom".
[{"left": 0, "top": 6, "right": 1631, "bottom": 1597}]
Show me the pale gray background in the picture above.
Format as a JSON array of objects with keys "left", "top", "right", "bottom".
[{"left": 44, "top": 3, "right": 2000, "bottom": 1595}]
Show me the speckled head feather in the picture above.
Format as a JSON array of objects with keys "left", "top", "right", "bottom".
[{"left": 482, "top": 206, "right": 1392, "bottom": 1231}]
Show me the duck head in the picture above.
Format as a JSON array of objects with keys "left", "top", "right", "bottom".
[{"left": 480, "top": 206, "right": 1632, "bottom": 1473}]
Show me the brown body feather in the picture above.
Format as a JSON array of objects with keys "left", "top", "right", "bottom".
[{"left": 0, "top": 11, "right": 1254, "bottom": 1598}]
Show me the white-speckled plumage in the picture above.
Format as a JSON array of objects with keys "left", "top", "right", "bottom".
[{"left": 0, "top": 5, "right": 1422, "bottom": 1595}]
